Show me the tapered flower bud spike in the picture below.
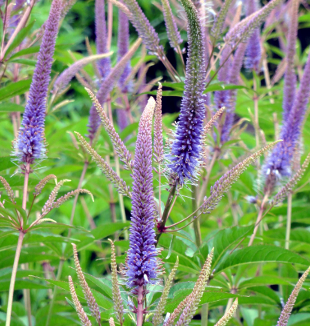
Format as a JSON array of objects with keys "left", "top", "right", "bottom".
[
  {"left": 0, "top": 177, "right": 15, "bottom": 204},
  {"left": 270, "top": 152, "right": 310, "bottom": 207},
  {"left": 75, "top": 132, "right": 131, "bottom": 197},
  {"left": 95, "top": 0, "right": 111, "bottom": 79},
  {"left": 53, "top": 53, "right": 113, "bottom": 92},
  {"left": 200, "top": 141, "right": 279, "bottom": 215},
  {"left": 214, "top": 298, "right": 238, "bottom": 326},
  {"left": 168, "top": 0, "right": 206, "bottom": 184},
  {"left": 15, "top": 0, "right": 63, "bottom": 163},
  {"left": 283, "top": 0, "right": 299, "bottom": 122},
  {"left": 276, "top": 267, "right": 310, "bottom": 326},
  {"left": 68, "top": 276, "right": 92, "bottom": 326},
  {"left": 85, "top": 89, "right": 133, "bottom": 170},
  {"left": 127, "top": 97, "right": 158, "bottom": 290},
  {"left": 87, "top": 38, "right": 142, "bottom": 141},
  {"left": 109, "top": 318, "right": 115, "bottom": 326},
  {"left": 161, "top": 0, "right": 182, "bottom": 51},
  {"left": 119, "top": 0, "right": 160, "bottom": 54},
  {"left": 165, "top": 249, "right": 214, "bottom": 325},
  {"left": 154, "top": 83, "right": 164, "bottom": 165},
  {"left": 225, "top": 0, "right": 283, "bottom": 45},
  {"left": 33, "top": 174, "right": 57, "bottom": 196},
  {"left": 244, "top": 0, "right": 261, "bottom": 71},
  {"left": 72, "top": 243, "right": 101, "bottom": 325},
  {"left": 152, "top": 257, "right": 179, "bottom": 326},
  {"left": 108, "top": 239, "right": 124, "bottom": 325},
  {"left": 210, "top": 0, "right": 233, "bottom": 42}
]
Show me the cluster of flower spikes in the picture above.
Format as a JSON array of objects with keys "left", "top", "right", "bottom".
[
  {"left": 264, "top": 0, "right": 310, "bottom": 188},
  {"left": 168, "top": 0, "right": 206, "bottom": 185},
  {"left": 15, "top": 0, "right": 62, "bottom": 163},
  {"left": 126, "top": 97, "right": 158, "bottom": 290}
]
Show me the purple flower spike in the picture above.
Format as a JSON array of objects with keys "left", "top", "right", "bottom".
[
  {"left": 169, "top": 0, "right": 206, "bottom": 184},
  {"left": 126, "top": 97, "right": 158, "bottom": 290},
  {"left": 265, "top": 49, "right": 310, "bottom": 178},
  {"left": 244, "top": 0, "right": 261, "bottom": 71},
  {"left": 95, "top": 0, "right": 111, "bottom": 79},
  {"left": 283, "top": 0, "right": 298, "bottom": 122},
  {"left": 15, "top": 0, "right": 62, "bottom": 163}
]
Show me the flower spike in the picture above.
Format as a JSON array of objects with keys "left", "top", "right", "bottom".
[
  {"left": 168, "top": 0, "right": 206, "bottom": 184},
  {"left": 214, "top": 298, "right": 238, "bottom": 326},
  {"left": 15, "top": 0, "right": 63, "bottom": 163},
  {"left": 68, "top": 276, "right": 92, "bottom": 326},
  {"left": 0, "top": 177, "right": 15, "bottom": 204},
  {"left": 154, "top": 83, "right": 164, "bottom": 165},
  {"left": 33, "top": 175, "right": 57, "bottom": 196}
]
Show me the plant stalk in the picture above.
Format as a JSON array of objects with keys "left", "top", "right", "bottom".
[
  {"left": 192, "top": 184, "right": 202, "bottom": 247},
  {"left": 285, "top": 192, "right": 293, "bottom": 250},
  {"left": 6, "top": 231, "right": 25, "bottom": 326},
  {"left": 136, "top": 285, "right": 144, "bottom": 326}
]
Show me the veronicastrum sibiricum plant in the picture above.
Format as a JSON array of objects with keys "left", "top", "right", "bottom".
[{"left": 1, "top": 0, "right": 310, "bottom": 325}]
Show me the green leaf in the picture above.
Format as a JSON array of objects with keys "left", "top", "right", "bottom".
[
  {"left": 91, "top": 222, "right": 130, "bottom": 240},
  {"left": 119, "top": 122, "right": 139, "bottom": 140},
  {"left": 4, "top": 21, "right": 35, "bottom": 59},
  {"left": 0, "top": 103, "right": 24, "bottom": 112},
  {"left": 215, "top": 245, "right": 310, "bottom": 274},
  {"left": 8, "top": 46, "right": 40, "bottom": 60},
  {"left": 10, "top": 58, "right": 36, "bottom": 66},
  {"left": 204, "top": 82, "right": 247, "bottom": 93},
  {"left": 0, "top": 79, "right": 31, "bottom": 102}
]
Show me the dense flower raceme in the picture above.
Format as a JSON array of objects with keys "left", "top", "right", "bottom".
[
  {"left": 126, "top": 97, "right": 158, "bottom": 289},
  {"left": 95, "top": 0, "right": 111, "bottom": 79},
  {"left": 244, "top": 0, "right": 261, "bottom": 71},
  {"left": 15, "top": 0, "right": 62, "bottom": 163},
  {"left": 265, "top": 49, "right": 310, "bottom": 179},
  {"left": 168, "top": 0, "right": 206, "bottom": 184}
]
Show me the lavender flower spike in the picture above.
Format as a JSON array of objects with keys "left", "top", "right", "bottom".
[
  {"left": 15, "top": 0, "right": 62, "bottom": 163},
  {"left": 126, "top": 97, "right": 158, "bottom": 290},
  {"left": 244, "top": 0, "right": 261, "bottom": 71},
  {"left": 282, "top": 0, "right": 298, "bottom": 122},
  {"left": 95, "top": 0, "right": 111, "bottom": 79},
  {"left": 168, "top": 0, "right": 206, "bottom": 184}
]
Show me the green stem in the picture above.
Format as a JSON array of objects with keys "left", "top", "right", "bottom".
[
  {"left": 6, "top": 231, "right": 25, "bottom": 326},
  {"left": 192, "top": 184, "right": 202, "bottom": 247},
  {"left": 285, "top": 192, "right": 293, "bottom": 250}
]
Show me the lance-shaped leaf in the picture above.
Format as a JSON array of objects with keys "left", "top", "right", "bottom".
[
  {"left": 75, "top": 132, "right": 131, "bottom": 197},
  {"left": 210, "top": 0, "right": 234, "bottom": 42},
  {"left": 118, "top": 0, "right": 160, "bottom": 54},
  {"left": 154, "top": 83, "right": 164, "bottom": 165},
  {"left": 199, "top": 141, "right": 279, "bottom": 215},
  {"left": 0, "top": 176, "right": 15, "bottom": 203},
  {"left": 72, "top": 243, "right": 101, "bottom": 325},
  {"left": 283, "top": 0, "right": 299, "bottom": 122},
  {"left": 168, "top": 0, "right": 206, "bottom": 184},
  {"left": 108, "top": 239, "right": 124, "bottom": 325},
  {"left": 87, "top": 38, "right": 142, "bottom": 141},
  {"left": 152, "top": 257, "right": 179, "bottom": 326},
  {"left": 53, "top": 53, "right": 113, "bottom": 92},
  {"left": 68, "top": 275, "right": 92, "bottom": 326},
  {"left": 85, "top": 89, "right": 134, "bottom": 171},
  {"left": 164, "top": 249, "right": 214, "bottom": 325},
  {"left": 33, "top": 174, "right": 57, "bottom": 196},
  {"left": 225, "top": 0, "right": 283, "bottom": 44},
  {"left": 276, "top": 267, "right": 310, "bottom": 326},
  {"left": 214, "top": 298, "right": 238, "bottom": 326},
  {"left": 161, "top": 0, "right": 182, "bottom": 51},
  {"left": 270, "top": 152, "right": 310, "bottom": 207}
]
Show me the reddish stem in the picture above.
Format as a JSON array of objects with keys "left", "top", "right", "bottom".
[{"left": 136, "top": 285, "right": 144, "bottom": 326}]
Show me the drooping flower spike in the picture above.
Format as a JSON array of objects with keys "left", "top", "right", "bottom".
[
  {"left": 15, "top": 0, "right": 63, "bottom": 164},
  {"left": 168, "top": 0, "right": 206, "bottom": 184}
]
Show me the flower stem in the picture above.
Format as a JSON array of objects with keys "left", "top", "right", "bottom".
[
  {"left": 285, "top": 192, "right": 293, "bottom": 250},
  {"left": 192, "top": 184, "right": 202, "bottom": 247},
  {"left": 6, "top": 231, "right": 25, "bottom": 326},
  {"left": 136, "top": 285, "right": 144, "bottom": 326}
]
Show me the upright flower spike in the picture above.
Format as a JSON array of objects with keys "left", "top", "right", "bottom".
[
  {"left": 120, "top": 0, "right": 161, "bottom": 54},
  {"left": 276, "top": 267, "right": 310, "bottom": 326},
  {"left": 161, "top": 0, "right": 182, "bottom": 51},
  {"left": 214, "top": 299, "right": 238, "bottom": 326},
  {"left": 95, "top": 0, "right": 111, "bottom": 79},
  {"left": 15, "top": 0, "right": 63, "bottom": 163},
  {"left": 168, "top": 0, "right": 206, "bottom": 184},
  {"left": 282, "top": 0, "right": 299, "bottom": 122},
  {"left": 244, "top": 0, "right": 261, "bottom": 71},
  {"left": 265, "top": 50, "right": 310, "bottom": 179},
  {"left": 126, "top": 97, "right": 158, "bottom": 291},
  {"left": 154, "top": 83, "right": 164, "bottom": 165}
]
